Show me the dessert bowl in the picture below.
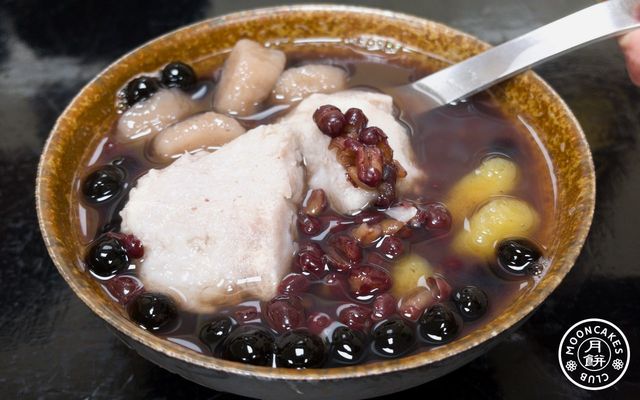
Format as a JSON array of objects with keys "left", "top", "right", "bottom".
[{"left": 36, "top": 5, "right": 595, "bottom": 399}]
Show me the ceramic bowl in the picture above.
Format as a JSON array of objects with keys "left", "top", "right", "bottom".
[{"left": 36, "top": 5, "right": 595, "bottom": 399}]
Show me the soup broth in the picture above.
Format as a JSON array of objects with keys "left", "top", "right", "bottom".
[{"left": 73, "top": 41, "right": 555, "bottom": 368}]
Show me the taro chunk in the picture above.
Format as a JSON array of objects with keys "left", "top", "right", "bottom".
[
  {"left": 213, "top": 39, "right": 286, "bottom": 116},
  {"left": 152, "top": 111, "right": 246, "bottom": 161},
  {"left": 117, "top": 88, "right": 208, "bottom": 142},
  {"left": 120, "top": 124, "right": 304, "bottom": 313},
  {"left": 272, "top": 64, "right": 347, "bottom": 103}
]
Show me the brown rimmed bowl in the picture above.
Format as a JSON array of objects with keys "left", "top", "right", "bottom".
[{"left": 36, "top": 5, "right": 595, "bottom": 400}]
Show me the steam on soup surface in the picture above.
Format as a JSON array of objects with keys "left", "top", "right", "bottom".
[{"left": 74, "top": 39, "right": 554, "bottom": 368}]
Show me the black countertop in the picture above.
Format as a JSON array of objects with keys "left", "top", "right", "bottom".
[{"left": 1, "top": 1, "right": 638, "bottom": 398}]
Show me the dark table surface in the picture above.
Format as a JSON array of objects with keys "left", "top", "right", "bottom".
[{"left": 1, "top": 0, "right": 638, "bottom": 399}]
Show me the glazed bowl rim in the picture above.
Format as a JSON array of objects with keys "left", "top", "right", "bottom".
[{"left": 36, "top": 3, "right": 595, "bottom": 381}]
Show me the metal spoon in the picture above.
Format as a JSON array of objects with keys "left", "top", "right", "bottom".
[{"left": 390, "top": 0, "right": 640, "bottom": 112}]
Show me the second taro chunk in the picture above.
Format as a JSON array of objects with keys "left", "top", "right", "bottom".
[{"left": 283, "top": 91, "right": 425, "bottom": 214}]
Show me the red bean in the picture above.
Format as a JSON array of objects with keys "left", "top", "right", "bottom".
[
  {"left": 371, "top": 293, "right": 397, "bottom": 321},
  {"left": 313, "top": 105, "right": 345, "bottom": 138},
  {"left": 375, "top": 182, "right": 396, "bottom": 208},
  {"left": 122, "top": 234, "right": 144, "bottom": 258},
  {"left": 399, "top": 287, "right": 434, "bottom": 321},
  {"left": 105, "top": 275, "right": 143, "bottom": 305},
  {"left": 361, "top": 168, "right": 382, "bottom": 189},
  {"left": 299, "top": 241, "right": 324, "bottom": 256},
  {"left": 304, "top": 189, "right": 327, "bottom": 216},
  {"left": 296, "top": 243, "right": 326, "bottom": 278},
  {"left": 348, "top": 265, "right": 392, "bottom": 300},
  {"left": 297, "top": 211, "right": 324, "bottom": 236},
  {"left": 400, "top": 305, "right": 422, "bottom": 321},
  {"left": 329, "top": 235, "right": 362, "bottom": 264},
  {"left": 278, "top": 273, "right": 310, "bottom": 295},
  {"left": 107, "top": 232, "right": 144, "bottom": 259},
  {"left": 322, "top": 273, "right": 350, "bottom": 299},
  {"left": 352, "top": 223, "right": 383, "bottom": 246},
  {"left": 265, "top": 295, "right": 306, "bottom": 333},
  {"left": 407, "top": 209, "right": 428, "bottom": 229},
  {"left": 353, "top": 210, "right": 386, "bottom": 225},
  {"left": 307, "top": 312, "right": 332, "bottom": 336},
  {"left": 422, "top": 203, "right": 452, "bottom": 232},
  {"left": 346, "top": 166, "right": 370, "bottom": 189},
  {"left": 378, "top": 236, "right": 404, "bottom": 260},
  {"left": 330, "top": 137, "right": 361, "bottom": 167},
  {"left": 341, "top": 139, "right": 363, "bottom": 168},
  {"left": 234, "top": 305, "right": 260, "bottom": 324},
  {"left": 426, "top": 276, "right": 452, "bottom": 302},
  {"left": 358, "top": 126, "right": 386, "bottom": 145},
  {"left": 356, "top": 145, "right": 383, "bottom": 188},
  {"left": 323, "top": 254, "right": 352, "bottom": 273},
  {"left": 344, "top": 107, "right": 368, "bottom": 135},
  {"left": 338, "top": 304, "right": 372, "bottom": 331},
  {"left": 344, "top": 137, "right": 363, "bottom": 154}
]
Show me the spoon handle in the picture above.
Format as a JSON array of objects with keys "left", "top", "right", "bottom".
[{"left": 412, "top": 0, "right": 640, "bottom": 104}]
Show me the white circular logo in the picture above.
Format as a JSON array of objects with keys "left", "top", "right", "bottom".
[{"left": 558, "top": 318, "right": 630, "bottom": 390}]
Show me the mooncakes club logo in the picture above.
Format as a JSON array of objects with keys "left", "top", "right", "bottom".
[{"left": 558, "top": 318, "right": 630, "bottom": 390}]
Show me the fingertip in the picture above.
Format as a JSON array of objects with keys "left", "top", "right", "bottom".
[
  {"left": 619, "top": 29, "right": 640, "bottom": 50},
  {"left": 620, "top": 30, "right": 640, "bottom": 86},
  {"left": 625, "top": 56, "right": 640, "bottom": 86}
]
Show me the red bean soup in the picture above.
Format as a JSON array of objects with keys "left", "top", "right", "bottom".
[{"left": 73, "top": 39, "right": 555, "bottom": 368}]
